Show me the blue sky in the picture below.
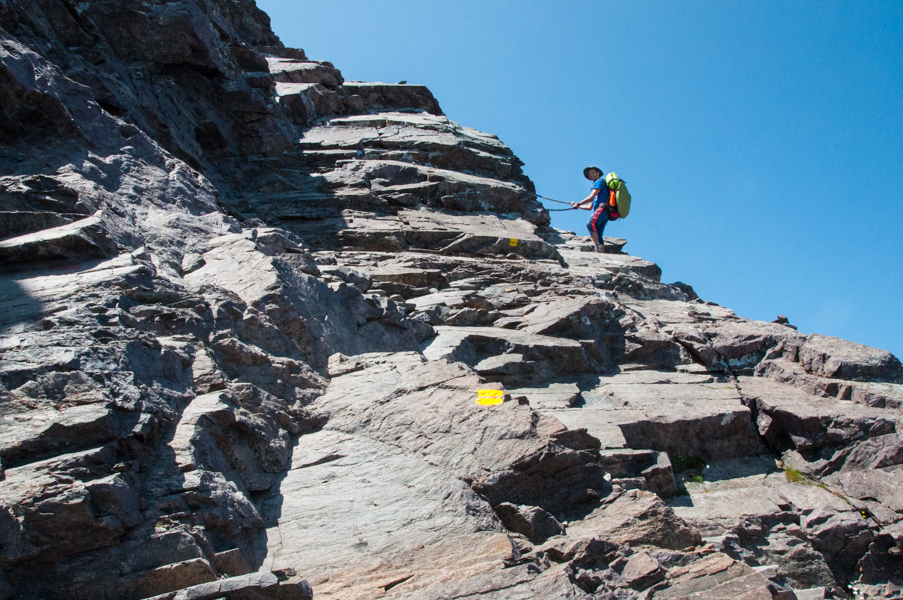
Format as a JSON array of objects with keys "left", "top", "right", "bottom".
[{"left": 257, "top": 1, "right": 903, "bottom": 358}]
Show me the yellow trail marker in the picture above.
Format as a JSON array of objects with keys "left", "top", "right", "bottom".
[
  {"left": 509, "top": 239, "right": 518, "bottom": 247},
  {"left": 476, "top": 389, "right": 505, "bottom": 406}
]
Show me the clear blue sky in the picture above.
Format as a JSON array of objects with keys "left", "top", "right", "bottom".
[{"left": 258, "top": 1, "right": 903, "bottom": 358}]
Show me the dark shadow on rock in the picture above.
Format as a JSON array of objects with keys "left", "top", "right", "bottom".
[
  {"left": 695, "top": 455, "right": 782, "bottom": 484},
  {"left": 664, "top": 495, "right": 696, "bottom": 509},
  {"left": 0, "top": 275, "right": 43, "bottom": 336},
  {"left": 0, "top": 258, "right": 115, "bottom": 335}
]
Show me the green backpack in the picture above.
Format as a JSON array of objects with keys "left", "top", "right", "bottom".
[{"left": 605, "top": 172, "right": 631, "bottom": 219}]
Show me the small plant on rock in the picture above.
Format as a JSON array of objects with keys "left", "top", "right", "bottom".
[
  {"left": 784, "top": 467, "right": 805, "bottom": 483},
  {"left": 672, "top": 456, "right": 707, "bottom": 473}
]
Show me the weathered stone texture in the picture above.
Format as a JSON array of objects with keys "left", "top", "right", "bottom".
[{"left": 1, "top": 1, "right": 901, "bottom": 598}]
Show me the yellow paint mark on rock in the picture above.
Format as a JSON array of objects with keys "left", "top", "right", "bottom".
[
  {"left": 476, "top": 389, "right": 505, "bottom": 406},
  {"left": 509, "top": 239, "right": 518, "bottom": 247}
]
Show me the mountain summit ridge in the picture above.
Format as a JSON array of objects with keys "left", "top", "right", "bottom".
[{"left": 0, "top": 1, "right": 901, "bottom": 598}]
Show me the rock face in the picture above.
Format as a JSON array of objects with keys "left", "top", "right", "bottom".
[{"left": 1, "top": 2, "right": 901, "bottom": 599}]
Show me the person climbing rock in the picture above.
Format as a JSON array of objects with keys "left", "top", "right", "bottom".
[{"left": 571, "top": 165, "right": 611, "bottom": 253}]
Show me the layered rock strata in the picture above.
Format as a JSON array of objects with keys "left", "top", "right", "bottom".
[{"left": 1, "top": 1, "right": 901, "bottom": 599}]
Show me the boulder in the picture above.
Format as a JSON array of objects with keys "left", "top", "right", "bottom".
[
  {"left": 567, "top": 490, "right": 701, "bottom": 550},
  {"left": 798, "top": 334, "right": 903, "bottom": 382},
  {"left": 494, "top": 502, "right": 566, "bottom": 542}
]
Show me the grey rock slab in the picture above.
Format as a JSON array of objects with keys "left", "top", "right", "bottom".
[
  {"left": 799, "top": 333, "right": 903, "bottom": 382},
  {"left": 319, "top": 266, "right": 371, "bottom": 291},
  {"left": 318, "top": 111, "right": 511, "bottom": 162},
  {"left": 325, "top": 352, "right": 368, "bottom": 377},
  {"left": 315, "top": 161, "right": 545, "bottom": 226},
  {"left": 600, "top": 448, "right": 661, "bottom": 478},
  {"left": 518, "top": 296, "right": 620, "bottom": 338},
  {"left": 801, "top": 508, "right": 874, "bottom": 577},
  {"left": 307, "top": 532, "right": 571, "bottom": 600},
  {"left": 0, "top": 210, "right": 83, "bottom": 240},
  {"left": 477, "top": 284, "right": 535, "bottom": 310},
  {"left": 593, "top": 370, "right": 721, "bottom": 386},
  {"left": 557, "top": 371, "right": 761, "bottom": 461},
  {"left": 833, "top": 466, "right": 903, "bottom": 512},
  {"left": 738, "top": 376, "right": 902, "bottom": 457},
  {"left": 548, "top": 228, "right": 627, "bottom": 253},
  {"left": 267, "top": 57, "right": 343, "bottom": 87},
  {"left": 541, "top": 409, "right": 632, "bottom": 449},
  {"left": 473, "top": 352, "right": 532, "bottom": 379},
  {"left": 212, "top": 548, "right": 254, "bottom": 577},
  {"left": 389, "top": 566, "right": 587, "bottom": 600},
  {"left": 10, "top": 529, "right": 214, "bottom": 598},
  {"left": 667, "top": 456, "right": 788, "bottom": 534},
  {"left": 166, "top": 385, "right": 297, "bottom": 491},
  {"left": 558, "top": 248, "right": 662, "bottom": 281},
  {"left": 421, "top": 325, "right": 592, "bottom": 384},
  {"left": 275, "top": 82, "right": 344, "bottom": 125},
  {"left": 627, "top": 302, "right": 799, "bottom": 374},
  {"left": 398, "top": 209, "right": 540, "bottom": 239},
  {"left": 508, "top": 382, "right": 581, "bottom": 409},
  {"left": 623, "top": 298, "right": 741, "bottom": 327},
  {"left": 667, "top": 458, "right": 871, "bottom": 587},
  {"left": 4, "top": 0, "right": 902, "bottom": 595},
  {"left": 757, "top": 358, "right": 866, "bottom": 400},
  {"left": 758, "top": 357, "right": 903, "bottom": 410},
  {"left": 406, "top": 288, "right": 470, "bottom": 308},
  {"left": 124, "top": 557, "right": 217, "bottom": 599},
  {"left": 342, "top": 82, "right": 442, "bottom": 115},
  {"left": 494, "top": 502, "right": 566, "bottom": 542},
  {"left": 295, "top": 352, "right": 609, "bottom": 523},
  {"left": 0, "top": 451, "right": 134, "bottom": 564},
  {"left": 567, "top": 489, "right": 702, "bottom": 550},
  {"left": 260, "top": 428, "right": 502, "bottom": 583},
  {"left": 327, "top": 112, "right": 451, "bottom": 130},
  {"left": 185, "top": 231, "right": 420, "bottom": 364},
  {"left": 764, "top": 473, "right": 860, "bottom": 513},
  {"left": 682, "top": 321, "right": 798, "bottom": 374},
  {"left": 649, "top": 553, "right": 776, "bottom": 600},
  {"left": 0, "top": 403, "right": 127, "bottom": 468},
  {"left": 642, "top": 451, "right": 679, "bottom": 498},
  {"left": 736, "top": 531, "right": 837, "bottom": 590},
  {"left": 618, "top": 551, "right": 666, "bottom": 591},
  {"left": 881, "top": 521, "right": 903, "bottom": 550},
  {"left": 145, "top": 571, "right": 312, "bottom": 600},
  {"left": 368, "top": 265, "right": 447, "bottom": 289},
  {"left": 0, "top": 251, "right": 149, "bottom": 333},
  {"left": 306, "top": 354, "right": 602, "bottom": 490},
  {"left": 852, "top": 381, "right": 903, "bottom": 410}
]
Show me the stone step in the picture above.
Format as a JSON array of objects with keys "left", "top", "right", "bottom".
[
  {"left": 343, "top": 82, "right": 442, "bottom": 115},
  {"left": 144, "top": 571, "right": 312, "bottom": 600},
  {"left": 0, "top": 214, "right": 116, "bottom": 266},
  {"left": 0, "top": 210, "right": 83, "bottom": 240}
]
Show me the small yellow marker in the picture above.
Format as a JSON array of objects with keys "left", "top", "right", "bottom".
[
  {"left": 509, "top": 239, "right": 518, "bottom": 247},
  {"left": 476, "top": 389, "right": 505, "bottom": 406}
]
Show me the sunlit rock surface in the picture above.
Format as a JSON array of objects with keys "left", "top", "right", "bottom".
[{"left": 0, "top": 1, "right": 901, "bottom": 598}]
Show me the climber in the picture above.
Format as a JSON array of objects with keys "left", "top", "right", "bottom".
[{"left": 571, "top": 165, "right": 611, "bottom": 253}]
